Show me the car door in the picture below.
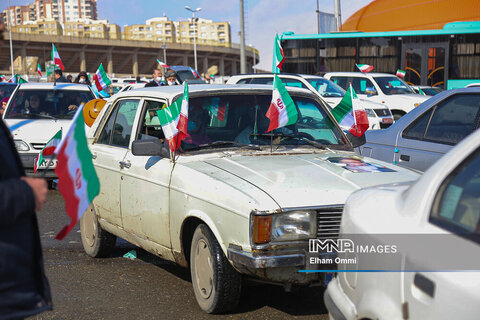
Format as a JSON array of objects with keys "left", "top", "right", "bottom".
[
  {"left": 119, "top": 98, "right": 174, "bottom": 253},
  {"left": 90, "top": 98, "right": 141, "bottom": 227},
  {"left": 403, "top": 148, "right": 480, "bottom": 319},
  {"left": 395, "top": 93, "right": 480, "bottom": 171}
]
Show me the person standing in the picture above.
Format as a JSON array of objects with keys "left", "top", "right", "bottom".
[
  {"left": 54, "top": 69, "right": 69, "bottom": 83},
  {"left": 74, "top": 71, "right": 91, "bottom": 86},
  {"left": 0, "top": 116, "right": 52, "bottom": 318},
  {"left": 144, "top": 69, "right": 164, "bottom": 87}
]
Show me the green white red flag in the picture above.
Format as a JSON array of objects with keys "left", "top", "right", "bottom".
[
  {"left": 157, "top": 83, "right": 189, "bottom": 152},
  {"left": 396, "top": 69, "right": 406, "bottom": 78},
  {"left": 331, "top": 85, "right": 369, "bottom": 137},
  {"left": 54, "top": 107, "right": 100, "bottom": 240},
  {"left": 51, "top": 43, "right": 64, "bottom": 71},
  {"left": 157, "top": 59, "right": 170, "bottom": 69},
  {"left": 8, "top": 74, "right": 27, "bottom": 84},
  {"left": 272, "top": 33, "right": 285, "bottom": 74},
  {"left": 356, "top": 64, "right": 374, "bottom": 73},
  {"left": 265, "top": 75, "right": 298, "bottom": 132},
  {"left": 37, "top": 63, "right": 42, "bottom": 76},
  {"left": 93, "top": 64, "right": 111, "bottom": 92},
  {"left": 34, "top": 129, "right": 61, "bottom": 174}
]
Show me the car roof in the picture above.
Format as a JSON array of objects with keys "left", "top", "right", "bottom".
[
  {"left": 111, "top": 84, "right": 315, "bottom": 101},
  {"left": 230, "top": 73, "right": 326, "bottom": 79},
  {"left": 325, "top": 72, "right": 397, "bottom": 77},
  {"left": 0, "top": 82, "right": 18, "bottom": 86},
  {"left": 16, "top": 82, "right": 93, "bottom": 91}
]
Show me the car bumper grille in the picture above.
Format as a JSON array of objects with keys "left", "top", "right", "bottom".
[{"left": 316, "top": 206, "right": 343, "bottom": 239}]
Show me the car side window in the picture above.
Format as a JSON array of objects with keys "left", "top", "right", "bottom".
[
  {"left": 402, "top": 109, "right": 433, "bottom": 140},
  {"left": 282, "top": 78, "right": 307, "bottom": 89},
  {"left": 351, "top": 78, "right": 375, "bottom": 94},
  {"left": 430, "top": 148, "right": 480, "bottom": 243},
  {"left": 97, "top": 99, "right": 140, "bottom": 147},
  {"left": 136, "top": 99, "right": 167, "bottom": 141},
  {"left": 250, "top": 78, "right": 273, "bottom": 85},
  {"left": 329, "top": 77, "right": 348, "bottom": 90},
  {"left": 236, "top": 78, "right": 250, "bottom": 84}
]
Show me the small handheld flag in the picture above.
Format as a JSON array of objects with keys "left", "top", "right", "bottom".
[
  {"left": 396, "top": 69, "right": 406, "bottom": 78},
  {"left": 157, "top": 59, "right": 170, "bottom": 69},
  {"left": 93, "top": 64, "right": 112, "bottom": 92},
  {"left": 331, "top": 85, "right": 369, "bottom": 137},
  {"left": 34, "top": 129, "right": 62, "bottom": 174},
  {"left": 356, "top": 64, "right": 374, "bottom": 73},
  {"left": 272, "top": 33, "right": 285, "bottom": 74},
  {"left": 37, "top": 63, "right": 42, "bottom": 76},
  {"left": 265, "top": 75, "right": 298, "bottom": 132},
  {"left": 51, "top": 44, "right": 65, "bottom": 71}
]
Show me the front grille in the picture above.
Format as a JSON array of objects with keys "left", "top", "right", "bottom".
[
  {"left": 374, "top": 109, "right": 391, "bottom": 117},
  {"left": 31, "top": 143, "right": 46, "bottom": 150},
  {"left": 316, "top": 206, "right": 343, "bottom": 239}
]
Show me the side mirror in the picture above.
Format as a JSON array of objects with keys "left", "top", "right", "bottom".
[
  {"left": 132, "top": 139, "right": 170, "bottom": 158},
  {"left": 365, "top": 87, "right": 377, "bottom": 96}
]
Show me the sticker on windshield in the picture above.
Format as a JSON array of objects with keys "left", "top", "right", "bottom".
[{"left": 326, "top": 156, "right": 396, "bottom": 173}]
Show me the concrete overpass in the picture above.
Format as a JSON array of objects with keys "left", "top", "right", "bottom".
[{"left": 0, "top": 33, "right": 259, "bottom": 78}]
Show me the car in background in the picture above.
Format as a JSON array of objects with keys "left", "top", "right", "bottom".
[
  {"left": 359, "top": 87, "right": 480, "bottom": 172},
  {"left": 169, "top": 65, "right": 207, "bottom": 84},
  {"left": 0, "top": 82, "right": 18, "bottom": 100},
  {"left": 2, "top": 83, "right": 96, "bottom": 181},
  {"left": 324, "top": 72, "right": 429, "bottom": 121},
  {"left": 227, "top": 73, "right": 394, "bottom": 130},
  {"left": 466, "top": 83, "right": 480, "bottom": 88},
  {"left": 116, "top": 82, "right": 146, "bottom": 94},
  {"left": 324, "top": 128, "right": 480, "bottom": 320},
  {"left": 411, "top": 85, "right": 444, "bottom": 96},
  {"left": 82, "top": 84, "right": 418, "bottom": 314},
  {"left": 111, "top": 77, "right": 148, "bottom": 84}
]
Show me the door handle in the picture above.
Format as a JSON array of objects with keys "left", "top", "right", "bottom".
[
  {"left": 400, "top": 154, "right": 410, "bottom": 162},
  {"left": 414, "top": 273, "right": 435, "bottom": 298},
  {"left": 119, "top": 160, "right": 131, "bottom": 169},
  {"left": 92, "top": 153, "right": 97, "bottom": 159}
]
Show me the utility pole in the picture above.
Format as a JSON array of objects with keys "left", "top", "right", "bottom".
[
  {"left": 239, "top": 0, "right": 246, "bottom": 74},
  {"left": 316, "top": 0, "right": 321, "bottom": 34},
  {"left": 334, "top": 0, "right": 342, "bottom": 31},
  {"left": 185, "top": 6, "right": 201, "bottom": 71},
  {"left": 8, "top": 0, "right": 14, "bottom": 77}
]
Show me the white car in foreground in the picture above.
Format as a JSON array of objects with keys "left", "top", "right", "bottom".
[{"left": 325, "top": 129, "right": 480, "bottom": 320}]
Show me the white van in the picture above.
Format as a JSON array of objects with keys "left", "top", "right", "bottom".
[
  {"left": 324, "top": 72, "right": 429, "bottom": 121},
  {"left": 2, "top": 83, "right": 96, "bottom": 182}
]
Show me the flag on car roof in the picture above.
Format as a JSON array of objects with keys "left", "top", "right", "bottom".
[
  {"left": 54, "top": 107, "right": 100, "bottom": 240},
  {"left": 331, "top": 84, "right": 369, "bottom": 137},
  {"left": 272, "top": 33, "right": 285, "bottom": 74},
  {"left": 356, "top": 64, "right": 374, "bottom": 73},
  {"left": 51, "top": 43, "right": 65, "bottom": 71},
  {"left": 8, "top": 74, "right": 28, "bottom": 84},
  {"left": 34, "top": 129, "right": 62, "bottom": 174},
  {"left": 157, "top": 59, "right": 170, "bottom": 69},
  {"left": 37, "top": 63, "right": 42, "bottom": 76},
  {"left": 157, "top": 82, "right": 189, "bottom": 152},
  {"left": 396, "top": 69, "right": 406, "bottom": 78},
  {"left": 265, "top": 74, "right": 298, "bottom": 132},
  {"left": 93, "top": 64, "right": 112, "bottom": 92}
]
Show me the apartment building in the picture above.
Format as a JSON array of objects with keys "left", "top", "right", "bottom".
[
  {"left": 64, "top": 19, "right": 115, "bottom": 38},
  {"left": 175, "top": 18, "right": 230, "bottom": 46},
  {"left": 123, "top": 17, "right": 176, "bottom": 43},
  {"left": 11, "top": 19, "right": 62, "bottom": 36},
  {"left": 2, "top": 4, "right": 36, "bottom": 26}
]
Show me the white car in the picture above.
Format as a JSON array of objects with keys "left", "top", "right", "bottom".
[
  {"left": 2, "top": 83, "right": 96, "bottom": 181},
  {"left": 324, "top": 128, "right": 480, "bottom": 320},
  {"left": 227, "top": 73, "right": 394, "bottom": 130},
  {"left": 324, "top": 72, "right": 429, "bottom": 121},
  {"left": 83, "top": 84, "right": 419, "bottom": 314}
]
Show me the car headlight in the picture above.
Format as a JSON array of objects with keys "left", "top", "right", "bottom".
[
  {"left": 14, "top": 140, "right": 30, "bottom": 151},
  {"left": 271, "top": 210, "right": 317, "bottom": 242},
  {"left": 364, "top": 108, "right": 376, "bottom": 117}
]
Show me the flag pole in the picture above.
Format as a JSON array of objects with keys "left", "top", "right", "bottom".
[{"left": 350, "top": 85, "right": 359, "bottom": 136}]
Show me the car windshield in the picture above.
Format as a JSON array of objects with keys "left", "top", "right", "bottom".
[
  {"left": 306, "top": 78, "right": 345, "bottom": 97},
  {"left": 422, "top": 87, "right": 443, "bottom": 96},
  {"left": 179, "top": 93, "right": 350, "bottom": 152},
  {"left": 175, "top": 69, "right": 203, "bottom": 83},
  {"left": 4, "top": 88, "right": 95, "bottom": 120},
  {"left": 374, "top": 76, "right": 415, "bottom": 95}
]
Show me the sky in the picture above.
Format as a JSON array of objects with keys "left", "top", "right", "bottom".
[{"left": 1, "top": 0, "right": 373, "bottom": 70}]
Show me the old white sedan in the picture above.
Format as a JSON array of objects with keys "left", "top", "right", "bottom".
[{"left": 82, "top": 84, "right": 419, "bottom": 313}]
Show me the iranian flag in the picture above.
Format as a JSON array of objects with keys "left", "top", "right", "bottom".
[
  {"left": 396, "top": 69, "right": 406, "bottom": 78},
  {"left": 272, "top": 33, "right": 285, "bottom": 73},
  {"left": 331, "top": 85, "right": 369, "bottom": 137},
  {"left": 93, "top": 63, "right": 112, "bottom": 92},
  {"left": 54, "top": 108, "right": 100, "bottom": 240},
  {"left": 51, "top": 43, "right": 65, "bottom": 71},
  {"left": 34, "top": 129, "right": 61, "bottom": 174},
  {"left": 37, "top": 63, "right": 42, "bottom": 76},
  {"left": 356, "top": 64, "right": 374, "bottom": 73},
  {"left": 157, "top": 59, "right": 170, "bottom": 69},
  {"left": 157, "top": 83, "right": 189, "bottom": 152},
  {"left": 265, "top": 75, "right": 298, "bottom": 132}
]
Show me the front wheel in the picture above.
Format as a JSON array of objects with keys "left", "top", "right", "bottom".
[
  {"left": 80, "top": 203, "right": 116, "bottom": 258},
  {"left": 190, "top": 224, "right": 242, "bottom": 314}
]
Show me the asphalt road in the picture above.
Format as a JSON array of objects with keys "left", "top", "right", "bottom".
[{"left": 30, "top": 190, "right": 329, "bottom": 320}]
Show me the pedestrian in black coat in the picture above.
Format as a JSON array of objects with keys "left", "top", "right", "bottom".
[{"left": 0, "top": 118, "right": 52, "bottom": 319}]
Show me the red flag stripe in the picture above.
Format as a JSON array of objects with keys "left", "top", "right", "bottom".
[{"left": 265, "top": 101, "right": 280, "bottom": 132}]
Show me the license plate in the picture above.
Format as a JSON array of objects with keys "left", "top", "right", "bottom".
[
  {"left": 382, "top": 118, "right": 393, "bottom": 124},
  {"left": 35, "top": 158, "right": 57, "bottom": 169}
]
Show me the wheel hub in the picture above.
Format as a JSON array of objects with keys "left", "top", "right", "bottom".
[{"left": 194, "top": 239, "right": 214, "bottom": 299}]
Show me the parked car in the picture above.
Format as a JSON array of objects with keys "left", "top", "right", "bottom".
[
  {"left": 324, "top": 72, "right": 429, "bottom": 121},
  {"left": 227, "top": 73, "right": 394, "bottom": 130},
  {"left": 169, "top": 65, "right": 207, "bottom": 84},
  {"left": 82, "top": 84, "right": 419, "bottom": 313},
  {"left": 359, "top": 87, "right": 480, "bottom": 172},
  {"left": 411, "top": 85, "right": 444, "bottom": 96},
  {"left": 324, "top": 127, "right": 480, "bottom": 320},
  {"left": 465, "top": 82, "right": 480, "bottom": 88},
  {"left": 2, "top": 83, "right": 96, "bottom": 181}
]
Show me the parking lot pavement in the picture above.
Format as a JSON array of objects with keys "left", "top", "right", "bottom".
[{"left": 31, "top": 190, "right": 329, "bottom": 319}]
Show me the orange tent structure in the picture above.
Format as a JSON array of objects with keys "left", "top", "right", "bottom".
[{"left": 341, "top": 0, "right": 480, "bottom": 32}]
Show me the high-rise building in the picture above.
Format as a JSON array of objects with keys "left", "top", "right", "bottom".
[{"left": 2, "top": 4, "right": 36, "bottom": 26}]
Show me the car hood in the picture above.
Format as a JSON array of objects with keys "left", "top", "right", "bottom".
[
  {"left": 321, "top": 97, "right": 387, "bottom": 110},
  {"left": 383, "top": 94, "right": 429, "bottom": 103},
  {"left": 187, "top": 152, "right": 419, "bottom": 208},
  {"left": 5, "top": 119, "right": 72, "bottom": 145}
]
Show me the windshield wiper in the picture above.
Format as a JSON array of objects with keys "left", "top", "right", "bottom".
[
  {"left": 186, "top": 141, "right": 262, "bottom": 151},
  {"left": 252, "top": 133, "right": 328, "bottom": 150}
]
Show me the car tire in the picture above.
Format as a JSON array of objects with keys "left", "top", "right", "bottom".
[
  {"left": 190, "top": 224, "right": 242, "bottom": 314},
  {"left": 80, "top": 203, "right": 116, "bottom": 258}
]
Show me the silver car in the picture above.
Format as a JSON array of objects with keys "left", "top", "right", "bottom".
[{"left": 359, "top": 87, "right": 480, "bottom": 172}]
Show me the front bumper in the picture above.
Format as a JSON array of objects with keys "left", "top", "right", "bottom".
[{"left": 324, "top": 276, "right": 356, "bottom": 320}]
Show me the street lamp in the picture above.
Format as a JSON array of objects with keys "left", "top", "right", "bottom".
[{"left": 185, "top": 6, "right": 201, "bottom": 72}]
